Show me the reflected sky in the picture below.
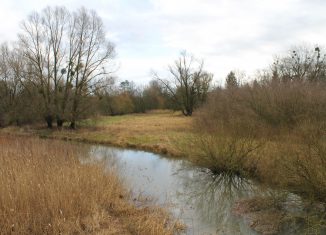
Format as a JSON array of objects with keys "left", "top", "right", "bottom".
[
  {"left": 89, "top": 145, "right": 264, "bottom": 234},
  {"left": 67, "top": 142, "right": 326, "bottom": 234}
]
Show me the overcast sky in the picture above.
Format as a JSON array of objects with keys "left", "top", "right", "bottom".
[{"left": 1, "top": 0, "right": 326, "bottom": 85}]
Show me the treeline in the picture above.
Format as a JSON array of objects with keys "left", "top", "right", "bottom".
[
  {"left": 0, "top": 6, "right": 212, "bottom": 128},
  {"left": 0, "top": 59, "right": 178, "bottom": 128},
  {"left": 195, "top": 45, "right": 326, "bottom": 201},
  {"left": 95, "top": 79, "right": 178, "bottom": 116}
]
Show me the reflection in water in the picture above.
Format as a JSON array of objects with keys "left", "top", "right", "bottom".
[
  {"left": 174, "top": 167, "right": 262, "bottom": 234},
  {"left": 84, "top": 145, "right": 320, "bottom": 235},
  {"left": 87, "top": 145, "right": 263, "bottom": 234}
]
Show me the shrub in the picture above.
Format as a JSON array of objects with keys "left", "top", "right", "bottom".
[{"left": 195, "top": 79, "right": 326, "bottom": 201}]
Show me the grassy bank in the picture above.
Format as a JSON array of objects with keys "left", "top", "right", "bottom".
[
  {"left": 0, "top": 136, "right": 183, "bottom": 234},
  {"left": 1, "top": 110, "right": 193, "bottom": 158}
]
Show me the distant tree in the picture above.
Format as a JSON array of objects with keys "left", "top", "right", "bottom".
[
  {"left": 110, "top": 92, "right": 135, "bottom": 115},
  {"left": 155, "top": 52, "right": 213, "bottom": 116},
  {"left": 272, "top": 45, "right": 326, "bottom": 83},
  {"left": 143, "top": 80, "right": 166, "bottom": 110},
  {"left": 119, "top": 80, "right": 135, "bottom": 93},
  {"left": 118, "top": 80, "right": 145, "bottom": 113},
  {"left": 0, "top": 43, "right": 44, "bottom": 126},
  {"left": 0, "top": 44, "right": 25, "bottom": 125},
  {"left": 225, "top": 71, "right": 238, "bottom": 89}
]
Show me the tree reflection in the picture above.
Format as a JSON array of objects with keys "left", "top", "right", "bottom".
[{"left": 174, "top": 166, "right": 263, "bottom": 234}]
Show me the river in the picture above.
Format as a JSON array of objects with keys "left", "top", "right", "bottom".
[{"left": 83, "top": 145, "right": 325, "bottom": 235}]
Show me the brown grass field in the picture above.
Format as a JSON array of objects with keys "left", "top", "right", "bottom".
[
  {"left": 0, "top": 136, "right": 184, "bottom": 235},
  {"left": 1, "top": 110, "right": 194, "bottom": 158}
]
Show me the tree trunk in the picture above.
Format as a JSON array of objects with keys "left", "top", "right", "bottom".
[
  {"left": 56, "top": 118, "right": 64, "bottom": 128},
  {"left": 45, "top": 115, "right": 53, "bottom": 128},
  {"left": 69, "top": 121, "right": 76, "bottom": 129},
  {"left": 16, "top": 119, "right": 21, "bottom": 127},
  {"left": 182, "top": 108, "right": 192, "bottom": 116}
]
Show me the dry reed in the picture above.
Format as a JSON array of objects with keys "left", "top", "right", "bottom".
[{"left": 0, "top": 136, "right": 182, "bottom": 234}]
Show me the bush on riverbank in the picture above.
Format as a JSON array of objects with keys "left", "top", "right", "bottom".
[
  {"left": 0, "top": 136, "right": 182, "bottom": 234},
  {"left": 194, "top": 78, "right": 326, "bottom": 201}
]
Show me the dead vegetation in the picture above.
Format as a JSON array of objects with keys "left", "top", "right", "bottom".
[
  {"left": 193, "top": 79, "right": 326, "bottom": 202},
  {"left": 0, "top": 136, "right": 183, "bottom": 234}
]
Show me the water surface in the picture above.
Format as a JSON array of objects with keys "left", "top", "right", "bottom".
[{"left": 86, "top": 145, "right": 321, "bottom": 235}]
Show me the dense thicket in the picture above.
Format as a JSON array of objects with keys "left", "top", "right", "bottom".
[{"left": 195, "top": 45, "right": 326, "bottom": 201}]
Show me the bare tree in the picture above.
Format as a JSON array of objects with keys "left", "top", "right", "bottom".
[
  {"left": 18, "top": 6, "right": 115, "bottom": 128},
  {"left": 67, "top": 7, "right": 115, "bottom": 129},
  {"left": 0, "top": 43, "right": 26, "bottom": 125},
  {"left": 155, "top": 52, "right": 212, "bottom": 116},
  {"left": 19, "top": 7, "right": 67, "bottom": 127},
  {"left": 272, "top": 45, "right": 326, "bottom": 83},
  {"left": 42, "top": 7, "right": 69, "bottom": 127}
]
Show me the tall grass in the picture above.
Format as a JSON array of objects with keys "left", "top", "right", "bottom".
[
  {"left": 0, "top": 136, "right": 182, "bottom": 234},
  {"left": 194, "top": 80, "right": 326, "bottom": 201}
]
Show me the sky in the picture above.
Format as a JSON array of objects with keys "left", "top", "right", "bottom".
[{"left": 1, "top": 0, "right": 326, "bottom": 85}]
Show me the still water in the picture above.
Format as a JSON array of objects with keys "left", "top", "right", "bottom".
[{"left": 85, "top": 145, "right": 320, "bottom": 235}]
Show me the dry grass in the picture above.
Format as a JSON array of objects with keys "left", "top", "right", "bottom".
[
  {"left": 0, "top": 136, "right": 183, "bottom": 235},
  {"left": 79, "top": 110, "right": 193, "bottom": 157},
  {"left": 1, "top": 110, "right": 194, "bottom": 158},
  {"left": 194, "top": 81, "right": 326, "bottom": 201}
]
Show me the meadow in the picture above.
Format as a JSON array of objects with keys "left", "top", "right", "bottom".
[{"left": 2, "top": 110, "right": 194, "bottom": 158}]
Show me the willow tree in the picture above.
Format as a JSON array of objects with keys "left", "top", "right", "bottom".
[
  {"left": 155, "top": 52, "right": 212, "bottom": 116},
  {"left": 67, "top": 8, "right": 115, "bottom": 129},
  {"left": 18, "top": 6, "right": 115, "bottom": 128},
  {"left": 18, "top": 7, "right": 67, "bottom": 127}
]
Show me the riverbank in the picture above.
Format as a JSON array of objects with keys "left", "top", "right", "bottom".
[
  {"left": 0, "top": 136, "right": 184, "bottom": 235},
  {"left": 1, "top": 111, "right": 325, "bottom": 202},
  {"left": 1, "top": 111, "right": 325, "bottom": 234}
]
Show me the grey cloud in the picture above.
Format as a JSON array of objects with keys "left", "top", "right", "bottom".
[{"left": 1, "top": 0, "right": 326, "bottom": 84}]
